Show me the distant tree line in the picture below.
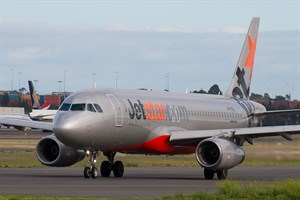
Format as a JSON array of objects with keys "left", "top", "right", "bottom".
[{"left": 192, "top": 84, "right": 223, "bottom": 95}]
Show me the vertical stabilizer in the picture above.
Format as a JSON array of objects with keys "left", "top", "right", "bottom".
[
  {"left": 28, "top": 80, "right": 41, "bottom": 109},
  {"left": 226, "top": 17, "right": 260, "bottom": 99}
]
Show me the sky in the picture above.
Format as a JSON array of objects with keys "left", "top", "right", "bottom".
[{"left": 0, "top": 0, "right": 299, "bottom": 99}]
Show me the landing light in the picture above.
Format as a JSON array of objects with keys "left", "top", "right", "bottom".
[{"left": 86, "top": 150, "right": 90, "bottom": 155}]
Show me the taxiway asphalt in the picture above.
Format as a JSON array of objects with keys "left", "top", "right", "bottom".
[{"left": 0, "top": 166, "right": 300, "bottom": 198}]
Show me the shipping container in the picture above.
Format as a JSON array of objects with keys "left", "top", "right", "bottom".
[
  {"left": 8, "top": 94, "right": 19, "bottom": 101},
  {"left": 44, "top": 95, "right": 62, "bottom": 107}
]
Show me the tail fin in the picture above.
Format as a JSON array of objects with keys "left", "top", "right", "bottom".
[
  {"left": 41, "top": 101, "right": 51, "bottom": 110},
  {"left": 226, "top": 17, "right": 260, "bottom": 99},
  {"left": 28, "top": 80, "right": 41, "bottom": 109}
]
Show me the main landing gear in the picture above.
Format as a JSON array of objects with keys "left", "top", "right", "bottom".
[
  {"left": 101, "top": 152, "right": 124, "bottom": 177},
  {"left": 204, "top": 168, "right": 228, "bottom": 180},
  {"left": 83, "top": 150, "right": 124, "bottom": 179}
]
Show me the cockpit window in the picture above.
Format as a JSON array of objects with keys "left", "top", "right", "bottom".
[
  {"left": 94, "top": 104, "right": 103, "bottom": 113},
  {"left": 71, "top": 103, "right": 86, "bottom": 111},
  {"left": 60, "top": 103, "right": 102, "bottom": 113},
  {"left": 87, "top": 103, "right": 97, "bottom": 112},
  {"left": 59, "top": 103, "right": 71, "bottom": 111}
]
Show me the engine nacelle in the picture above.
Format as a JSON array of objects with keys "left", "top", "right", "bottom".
[
  {"left": 36, "top": 134, "right": 85, "bottom": 167},
  {"left": 195, "top": 138, "right": 245, "bottom": 170}
]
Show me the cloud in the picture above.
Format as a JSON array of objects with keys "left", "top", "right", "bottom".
[
  {"left": 100, "top": 22, "right": 247, "bottom": 34},
  {"left": 151, "top": 25, "right": 247, "bottom": 34},
  {"left": 103, "top": 23, "right": 137, "bottom": 32},
  {"left": 3, "top": 19, "right": 248, "bottom": 35},
  {"left": 103, "top": 23, "right": 198, "bottom": 33},
  {"left": 221, "top": 26, "right": 247, "bottom": 34},
  {"left": 1, "top": 19, "right": 299, "bottom": 98},
  {"left": 142, "top": 49, "right": 183, "bottom": 61},
  {"left": 3, "top": 19, "right": 95, "bottom": 34},
  {"left": 6, "top": 47, "right": 50, "bottom": 63},
  {"left": 150, "top": 24, "right": 196, "bottom": 33}
]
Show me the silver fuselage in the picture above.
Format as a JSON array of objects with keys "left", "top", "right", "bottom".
[{"left": 53, "top": 88, "right": 265, "bottom": 154}]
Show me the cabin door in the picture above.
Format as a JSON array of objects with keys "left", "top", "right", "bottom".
[{"left": 106, "top": 94, "right": 123, "bottom": 127}]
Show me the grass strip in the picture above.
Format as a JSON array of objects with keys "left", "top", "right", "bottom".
[
  {"left": 1, "top": 150, "right": 300, "bottom": 168},
  {"left": 160, "top": 180, "right": 300, "bottom": 200}
]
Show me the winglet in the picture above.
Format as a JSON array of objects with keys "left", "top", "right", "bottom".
[{"left": 226, "top": 17, "right": 260, "bottom": 99}]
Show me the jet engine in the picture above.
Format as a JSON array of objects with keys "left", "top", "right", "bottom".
[
  {"left": 195, "top": 138, "right": 245, "bottom": 170},
  {"left": 36, "top": 134, "right": 85, "bottom": 167}
]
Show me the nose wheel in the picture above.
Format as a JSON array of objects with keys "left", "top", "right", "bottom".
[
  {"left": 84, "top": 166, "right": 98, "bottom": 178},
  {"left": 84, "top": 150, "right": 98, "bottom": 179},
  {"left": 100, "top": 152, "right": 124, "bottom": 178}
]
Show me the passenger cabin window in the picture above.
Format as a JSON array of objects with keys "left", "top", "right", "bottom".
[
  {"left": 59, "top": 103, "right": 71, "bottom": 111},
  {"left": 71, "top": 103, "right": 86, "bottom": 111}
]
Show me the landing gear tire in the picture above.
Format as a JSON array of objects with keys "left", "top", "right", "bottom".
[
  {"left": 84, "top": 167, "right": 91, "bottom": 179},
  {"left": 216, "top": 170, "right": 228, "bottom": 180},
  {"left": 91, "top": 167, "right": 98, "bottom": 179},
  {"left": 101, "top": 152, "right": 125, "bottom": 178},
  {"left": 113, "top": 161, "right": 124, "bottom": 177},
  {"left": 101, "top": 161, "right": 111, "bottom": 177},
  {"left": 204, "top": 168, "right": 215, "bottom": 180}
]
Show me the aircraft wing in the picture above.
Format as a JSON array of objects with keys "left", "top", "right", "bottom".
[
  {"left": 254, "top": 109, "right": 300, "bottom": 117},
  {"left": 169, "top": 125, "right": 300, "bottom": 145},
  {"left": 0, "top": 115, "right": 53, "bottom": 131}
]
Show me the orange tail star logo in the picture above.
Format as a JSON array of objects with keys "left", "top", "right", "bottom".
[{"left": 244, "top": 34, "right": 258, "bottom": 80}]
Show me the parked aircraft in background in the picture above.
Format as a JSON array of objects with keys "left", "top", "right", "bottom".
[
  {"left": 28, "top": 80, "right": 57, "bottom": 121},
  {"left": 1, "top": 17, "right": 300, "bottom": 180},
  {"left": 0, "top": 81, "right": 56, "bottom": 130}
]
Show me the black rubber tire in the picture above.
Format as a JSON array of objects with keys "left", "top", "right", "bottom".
[
  {"left": 84, "top": 167, "right": 91, "bottom": 179},
  {"left": 91, "top": 167, "right": 98, "bottom": 179},
  {"left": 112, "top": 161, "right": 124, "bottom": 177},
  {"left": 100, "top": 161, "right": 111, "bottom": 177},
  {"left": 216, "top": 170, "right": 228, "bottom": 180},
  {"left": 204, "top": 168, "right": 214, "bottom": 180}
]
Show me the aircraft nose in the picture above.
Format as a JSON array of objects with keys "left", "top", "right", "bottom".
[{"left": 53, "top": 113, "right": 80, "bottom": 147}]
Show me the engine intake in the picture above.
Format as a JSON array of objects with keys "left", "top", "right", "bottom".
[
  {"left": 196, "top": 138, "right": 245, "bottom": 170},
  {"left": 36, "top": 134, "right": 85, "bottom": 167}
]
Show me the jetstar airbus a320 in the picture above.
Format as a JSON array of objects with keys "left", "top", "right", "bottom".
[{"left": 2, "top": 17, "right": 300, "bottom": 180}]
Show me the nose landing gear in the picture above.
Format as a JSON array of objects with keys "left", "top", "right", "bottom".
[{"left": 84, "top": 150, "right": 98, "bottom": 179}]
